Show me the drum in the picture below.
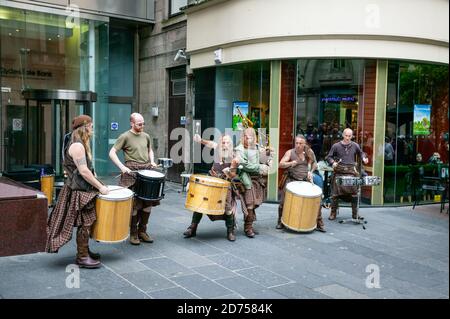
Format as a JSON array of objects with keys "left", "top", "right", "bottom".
[
  {"left": 282, "top": 181, "right": 322, "bottom": 232},
  {"left": 92, "top": 186, "right": 134, "bottom": 243},
  {"left": 362, "top": 176, "right": 381, "bottom": 186},
  {"left": 335, "top": 176, "right": 361, "bottom": 186},
  {"left": 134, "top": 170, "right": 165, "bottom": 201},
  {"left": 185, "top": 175, "right": 230, "bottom": 215},
  {"left": 40, "top": 174, "right": 54, "bottom": 206},
  {"left": 158, "top": 158, "right": 173, "bottom": 169}
]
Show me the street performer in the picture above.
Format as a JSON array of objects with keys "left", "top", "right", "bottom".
[
  {"left": 109, "top": 113, "right": 158, "bottom": 245},
  {"left": 183, "top": 134, "right": 239, "bottom": 241},
  {"left": 234, "top": 127, "right": 274, "bottom": 238},
  {"left": 46, "top": 115, "right": 109, "bottom": 269},
  {"left": 278, "top": 135, "right": 326, "bottom": 232},
  {"left": 326, "top": 128, "right": 369, "bottom": 221}
]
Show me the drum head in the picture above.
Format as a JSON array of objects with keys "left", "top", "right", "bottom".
[
  {"left": 286, "top": 181, "right": 322, "bottom": 197},
  {"left": 138, "top": 170, "right": 165, "bottom": 178},
  {"left": 98, "top": 185, "right": 134, "bottom": 200},
  {"left": 191, "top": 174, "right": 229, "bottom": 186}
]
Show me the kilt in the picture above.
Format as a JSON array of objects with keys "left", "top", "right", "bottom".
[
  {"left": 241, "top": 176, "right": 266, "bottom": 213},
  {"left": 119, "top": 160, "right": 161, "bottom": 211},
  {"left": 46, "top": 184, "right": 97, "bottom": 253},
  {"left": 331, "top": 163, "right": 359, "bottom": 196}
]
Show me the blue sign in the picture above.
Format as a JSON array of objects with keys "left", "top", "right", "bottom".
[{"left": 111, "top": 122, "right": 119, "bottom": 131}]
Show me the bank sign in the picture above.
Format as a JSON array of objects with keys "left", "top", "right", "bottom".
[{"left": 413, "top": 104, "right": 431, "bottom": 135}]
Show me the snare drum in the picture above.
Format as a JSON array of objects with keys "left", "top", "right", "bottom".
[
  {"left": 185, "top": 175, "right": 230, "bottom": 215},
  {"left": 158, "top": 158, "right": 173, "bottom": 169},
  {"left": 362, "top": 176, "right": 381, "bottom": 186},
  {"left": 134, "top": 170, "right": 165, "bottom": 201},
  {"left": 282, "top": 181, "right": 322, "bottom": 232},
  {"left": 40, "top": 174, "right": 55, "bottom": 206},
  {"left": 335, "top": 176, "right": 361, "bottom": 186},
  {"left": 92, "top": 186, "right": 134, "bottom": 243}
]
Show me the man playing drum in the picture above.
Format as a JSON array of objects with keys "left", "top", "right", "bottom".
[
  {"left": 109, "top": 113, "right": 158, "bottom": 245},
  {"left": 326, "top": 128, "right": 369, "bottom": 221},
  {"left": 234, "top": 128, "right": 274, "bottom": 238},
  {"left": 183, "top": 134, "right": 240, "bottom": 241},
  {"left": 278, "top": 135, "right": 326, "bottom": 232}
]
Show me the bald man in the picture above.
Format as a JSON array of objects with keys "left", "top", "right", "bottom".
[
  {"left": 325, "top": 128, "right": 368, "bottom": 221},
  {"left": 109, "top": 113, "right": 158, "bottom": 245}
]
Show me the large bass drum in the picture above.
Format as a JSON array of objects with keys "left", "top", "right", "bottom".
[
  {"left": 92, "top": 186, "right": 134, "bottom": 243},
  {"left": 282, "top": 181, "right": 322, "bottom": 232},
  {"left": 134, "top": 170, "right": 165, "bottom": 201},
  {"left": 185, "top": 175, "right": 230, "bottom": 215}
]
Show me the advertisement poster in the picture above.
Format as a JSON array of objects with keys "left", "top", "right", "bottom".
[
  {"left": 232, "top": 101, "right": 249, "bottom": 130},
  {"left": 413, "top": 104, "right": 431, "bottom": 135}
]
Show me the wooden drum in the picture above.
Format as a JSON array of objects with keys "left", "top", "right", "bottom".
[
  {"left": 40, "top": 174, "right": 54, "bottom": 207},
  {"left": 92, "top": 186, "right": 134, "bottom": 243},
  {"left": 282, "top": 181, "right": 322, "bottom": 232},
  {"left": 185, "top": 175, "right": 230, "bottom": 215}
]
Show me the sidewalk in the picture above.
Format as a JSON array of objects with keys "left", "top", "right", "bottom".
[{"left": 0, "top": 182, "right": 448, "bottom": 299}]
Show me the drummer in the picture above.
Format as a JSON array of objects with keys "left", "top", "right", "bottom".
[
  {"left": 278, "top": 135, "right": 326, "bottom": 232},
  {"left": 325, "top": 128, "right": 369, "bottom": 221},
  {"left": 46, "top": 115, "right": 109, "bottom": 269},
  {"left": 109, "top": 112, "right": 158, "bottom": 245},
  {"left": 183, "top": 134, "right": 240, "bottom": 241}
]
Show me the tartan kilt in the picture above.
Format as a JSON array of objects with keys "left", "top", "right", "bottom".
[
  {"left": 242, "top": 176, "right": 267, "bottom": 209},
  {"left": 46, "top": 184, "right": 97, "bottom": 253},
  {"left": 119, "top": 161, "right": 161, "bottom": 209}
]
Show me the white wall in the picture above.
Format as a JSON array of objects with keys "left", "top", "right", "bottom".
[{"left": 186, "top": 0, "right": 449, "bottom": 68}]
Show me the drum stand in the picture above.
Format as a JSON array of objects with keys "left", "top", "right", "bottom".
[{"left": 338, "top": 180, "right": 368, "bottom": 230}]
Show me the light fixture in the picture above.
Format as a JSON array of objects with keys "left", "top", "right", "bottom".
[
  {"left": 151, "top": 105, "right": 159, "bottom": 117},
  {"left": 174, "top": 49, "right": 187, "bottom": 62}
]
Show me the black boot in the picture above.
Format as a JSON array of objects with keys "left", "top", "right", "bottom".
[
  {"left": 276, "top": 206, "right": 284, "bottom": 229},
  {"left": 183, "top": 223, "right": 198, "bottom": 238}
]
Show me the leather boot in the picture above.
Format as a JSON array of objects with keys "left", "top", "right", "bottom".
[
  {"left": 88, "top": 249, "right": 101, "bottom": 260},
  {"left": 225, "top": 214, "right": 236, "bottom": 242},
  {"left": 76, "top": 226, "right": 101, "bottom": 269},
  {"left": 130, "top": 214, "right": 140, "bottom": 245},
  {"left": 315, "top": 207, "right": 326, "bottom": 232},
  {"left": 351, "top": 197, "right": 360, "bottom": 219},
  {"left": 328, "top": 196, "right": 338, "bottom": 220},
  {"left": 244, "top": 209, "right": 255, "bottom": 238},
  {"left": 276, "top": 206, "right": 284, "bottom": 229},
  {"left": 138, "top": 210, "right": 153, "bottom": 243},
  {"left": 183, "top": 223, "right": 198, "bottom": 238}
]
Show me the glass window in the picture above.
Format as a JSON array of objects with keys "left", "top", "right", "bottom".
[
  {"left": 295, "top": 59, "right": 366, "bottom": 161},
  {"left": 384, "top": 61, "right": 448, "bottom": 204},
  {"left": 170, "top": 68, "right": 186, "bottom": 96},
  {"left": 109, "top": 26, "right": 134, "bottom": 97},
  {"left": 214, "top": 62, "right": 270, "bottom": 136},
  {"left": 170, "top": 0, "right": 188, "bottom": 16}
]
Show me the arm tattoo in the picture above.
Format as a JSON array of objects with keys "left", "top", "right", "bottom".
[{"left": 75, "top": 156, "right": 87, "bottom": 167}]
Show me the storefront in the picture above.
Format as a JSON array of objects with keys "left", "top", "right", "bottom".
[
  {"left": 186, "top": 0, "right": 448, "bottom": 206},
  {"left": 0, "top": 3, "right": 142, "bottom": 177}
]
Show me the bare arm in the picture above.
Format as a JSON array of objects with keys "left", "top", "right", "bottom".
[
  {"left": 109, "top": 147, "right": 131, "bottom": 174},
  {"left": 279, "top": 150, "right": 297, "bottom": 169},
  {"left": 70, "top": 143, "right": 108, "bottom": 194},
  {"left": 193, "top": 134, "right": 218, "bottom": 149},
  {"left": 148, "top": 147, "right": 156, "bottom": 167}
]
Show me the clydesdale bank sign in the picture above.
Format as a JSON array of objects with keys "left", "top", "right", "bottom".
[{"left": 1, "top": 67, "right": 53, "bottom": 78}]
